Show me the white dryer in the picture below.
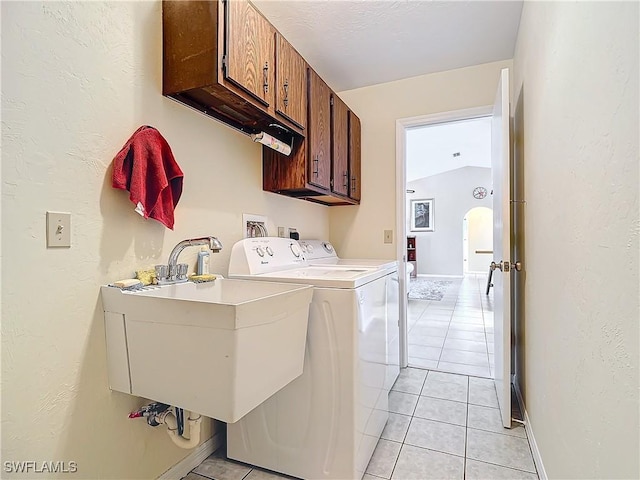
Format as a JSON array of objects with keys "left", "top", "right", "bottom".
[
  {"left": 226, "top": 238, "right": 393, "bottom": 480},
  {"left": 299, "top": 239, "right": 400, "bottom": 394},
  {"left": 299, "top": 239, "right": 397, "bottom": 271}
]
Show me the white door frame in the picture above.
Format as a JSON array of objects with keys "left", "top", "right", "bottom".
[{"left": 395, "top": 106, "right": 493, "bottom": 368}]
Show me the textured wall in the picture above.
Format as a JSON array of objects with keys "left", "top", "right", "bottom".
[
  {"left": 512, "top": 2, "right": 639, "bottom": 478},
  {"left": 332, "top": 60, "right": 511, "bottom": 260},
  {"left": 406, "top": 167, "right": 492, "bottom": 276},
  {"left": 1, "top": 2, "right": 328, "bottom": 478}
]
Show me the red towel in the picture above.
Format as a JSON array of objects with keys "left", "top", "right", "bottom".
[{"left": 112, "top": 126, "right": 184, "bottom": 230}]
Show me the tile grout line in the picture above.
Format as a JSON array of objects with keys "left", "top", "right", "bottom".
[
  {"left": 479, "top": 275, "right": 493, "bottom": 375},
  {"left": 463, "top": 375, "right": 469, "bottom": 480},
  {"left": 436, "top": 281, "right": 459, "bottom": 368}
]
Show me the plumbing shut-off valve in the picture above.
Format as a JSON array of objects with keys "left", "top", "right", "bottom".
[{"left": 128, "top": 402, "right": 170, "bottom": 427}]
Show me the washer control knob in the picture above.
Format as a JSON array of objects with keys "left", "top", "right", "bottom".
[
  {"left": 289, "top": 243, "right": 301, "bottom": 258},
  {"left": 265, "top": 246, "right": 274, "bottom": 256},
  {"left": 322, "top": 242, "right": 334, "bottom": 253},
  {"left": 307, "top": 244, "right": 314, "bottom": 253},
  {"left": 256, "top": 247, "right": 265, "bottom": 257}
]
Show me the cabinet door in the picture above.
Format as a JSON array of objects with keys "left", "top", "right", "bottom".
[
  {"left": 275, "top": 34, "right": 306, "bottom": 129},
  {"left": 331, "top": 94, "right": 349, "bottom": 196},
  {"left": 225, "top": 0, "right": 275, "bottom": 107},
  {"left": 349, "top": 111, "right": 362, "bottom": 201},
  {"left": 308, "top": 70, "right": 331, "bottom": 190}
]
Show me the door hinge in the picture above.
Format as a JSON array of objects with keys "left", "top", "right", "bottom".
[
  {"left": 330, "top": 96, "right": 334, "bottom": 106},
  {"left": 222, "top": 55, "right": 227, "bottom": 72},
  {"left": 330, "top": 178, "right": 334, "bottom": 188}
]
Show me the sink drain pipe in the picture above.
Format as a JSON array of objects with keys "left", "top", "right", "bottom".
[{"left": 156, "top": 409, "right": 202, "bottom": 449}]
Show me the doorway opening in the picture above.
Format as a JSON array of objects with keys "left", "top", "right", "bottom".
[
  {"left": 396, "top": 107, "right": 495, "bottom": 378},
  {"left": 463, "top": 207, "right": 493, "bottom": 274}
]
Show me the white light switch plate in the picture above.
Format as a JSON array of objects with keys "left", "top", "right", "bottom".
[{"left": 47, "top": 211, "right": 71, "bottom": 247}]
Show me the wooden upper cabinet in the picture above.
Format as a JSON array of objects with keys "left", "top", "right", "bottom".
[
  {"left": 331, "top": 94, "right": 349, "bottom": 196},
  {"left": 225, "top": 0, "right": 275, "bottom": 107},
  {"left": 307, "top": 69, "right": 331, "bottom": 190},
  {"left": 349, "top": 111, "right": 362, "bottom": 201},
  {"left": 275, "top": 34, "right": 307, "bottom": 129}
]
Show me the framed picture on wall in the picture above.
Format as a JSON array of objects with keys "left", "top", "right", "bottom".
[{"left": 410, "top": 198, "right": 434, "bottom": 232}]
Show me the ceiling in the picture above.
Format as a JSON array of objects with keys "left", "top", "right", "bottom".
[
  {"left": 253, "top": 0, "right": 523, "bottom": 92},
  {"left": 406, "top": 116, "right": 492, "bottom": 182}
]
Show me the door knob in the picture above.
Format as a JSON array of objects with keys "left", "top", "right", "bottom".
[{"left": 490, "top": 260, "right": 522, "bottom": 273}]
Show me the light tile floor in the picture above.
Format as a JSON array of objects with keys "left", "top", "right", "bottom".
[
  {"left": 408, "top": 275, "right": 495, "bottom": 378},
  {"left": 184, "top": 369, "right": 538, "bottom": 480},
  {"left": 183, "top": 451, "right": 293, "bottom": 480},
  {"left": 365, "top": 368, "right": 538, "bottom": 480}
]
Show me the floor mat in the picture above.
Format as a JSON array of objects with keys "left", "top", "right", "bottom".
[{"left": 408, "top": 278, "right": 453, "bottom": 301}]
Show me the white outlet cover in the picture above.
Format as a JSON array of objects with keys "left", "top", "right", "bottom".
[{"left": 47, "top": 211, "right": 71, "bottom": 247}]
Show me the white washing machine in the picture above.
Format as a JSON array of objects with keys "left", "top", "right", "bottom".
[
  {"left": 299, "top": 239, "right": 400, "bottom": 394},
  {"left": 226, "top": 238, "right": 395, "bottom": 480}
]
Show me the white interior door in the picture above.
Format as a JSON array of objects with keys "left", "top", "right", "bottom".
[{"left": 491, "top": 68, "right": 512, "bottom": 428}]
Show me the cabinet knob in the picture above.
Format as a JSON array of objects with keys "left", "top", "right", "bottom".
[
  {"left": 343, "top": 171, "right": 348, "bottom": 188},
  {"left": 351, "top": 176, "right": 357, "bottom": 191}
]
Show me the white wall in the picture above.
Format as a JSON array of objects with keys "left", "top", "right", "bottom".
[
  {"left": 1, "top": 2, "right": 328, "bottom": 478},
  {"left": 331, "top": 59, "right": 511, "bottom": 259},
  {"left": 513, "top": 2, "right": 639, "bottom": 478},
  {"left": 407, "top": 167, "right": 491, "bottom": 276}
]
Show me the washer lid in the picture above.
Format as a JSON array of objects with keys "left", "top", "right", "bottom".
[{"left": 231, "top": 266, "right": 389, "bottom": 289}]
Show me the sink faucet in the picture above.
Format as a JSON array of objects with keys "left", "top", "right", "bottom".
[
  {"left": 168, "top": 236, "right": 223, "bottom": 267},
  {"left": 156, "top": 236, "right": 223, "bottom": 284}
]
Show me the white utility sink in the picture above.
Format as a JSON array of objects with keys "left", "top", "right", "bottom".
[{"left": 101, "top": 279, "right": 313, "bottom": 423}]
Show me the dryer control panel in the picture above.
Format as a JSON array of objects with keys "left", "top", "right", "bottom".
[
  {"left": 229, "top": 237, "right": 308, "bottom": 275},
  {"left": 299, "top": 239, "right": 338, "bottom": 261}
]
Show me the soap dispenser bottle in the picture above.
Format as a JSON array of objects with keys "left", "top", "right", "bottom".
[{"left": 197, "top": 247, "right": 210, "bottom": 275}]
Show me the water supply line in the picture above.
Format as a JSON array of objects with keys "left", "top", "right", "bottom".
[{"left": 129, "top": 403, "right": 202, "bottom": 449}]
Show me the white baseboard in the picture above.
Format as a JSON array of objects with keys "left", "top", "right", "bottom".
[
  {"left": 514, "top": 383, "right": 547, "bottom": 480},
  {"left": 157, "top": 432, "right": 223, "bottom": 480}
]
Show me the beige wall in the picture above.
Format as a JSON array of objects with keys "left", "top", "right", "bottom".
[
  {"left": 1, "top": 2, "right": 328, "bottom": 478},
  {"left": 331, "top": 60, "right": 511, "bottom": 259},
  {"left": 513, "top": 2, "right": 639, "bottom": 478}
]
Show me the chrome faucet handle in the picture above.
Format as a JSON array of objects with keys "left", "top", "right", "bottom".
[
  {"left": 155, "top": 264, "right": 169, "bottom": 282},
  {"left": 177, "top": 263, "right": 189, "bottom": 280}
]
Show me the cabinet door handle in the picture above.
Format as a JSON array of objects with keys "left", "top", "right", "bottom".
[
  {"left": 351, "top": 176, "right": 357, "bottom": 191},
  {"left": 283, "top": 80, "right": 289, "bottom": 108},
  {"left": 343, "top": 171, "right": 348, "bottom": 188},
  {"left": 263, "top": 62, "right": 269, "bottom": 94},
  {"left": 313, "top": 158, "right": 319, "bottom": 177}
]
